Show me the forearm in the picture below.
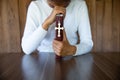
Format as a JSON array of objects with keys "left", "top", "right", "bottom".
[
  {"left": 74, "top": 40, "right": 93, "bottom": 56},
  {"left": 21, "top": 26, "right": 47, "bottom": 54},
  {"left": 42, "top": 21, "right": 50, "bottom": 31}
]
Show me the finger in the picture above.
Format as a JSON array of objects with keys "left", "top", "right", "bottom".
[
  {"left": 54, "top": 7, "right": 66, "bottom": 15},
  {"left": 55, "top": 51, "right": 61, "bottom": 56},
  {"left": 53, "top": 43, "right": 61, "bottom": 51},
  {"left": 56, "top": 11, "right": 66, "bottom": 16},
  {"left": 53, "top": 46, "right": 61, "bottom": 56},
  {"left": 53, "top": 39, "right": 60, "bottom": 43},
  {"left": 54, "top": 47, "right": 61, "bottom": 54},
  {"left": 53, "top": 40, "right": 63, "bottom": 47},
  {"left": 53, "top": 40, "right": 63, "bottom": 50}
]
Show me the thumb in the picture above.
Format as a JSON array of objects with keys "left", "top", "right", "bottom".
[{"left": 63, "top": 30, "right": 68, "bottom": 41}]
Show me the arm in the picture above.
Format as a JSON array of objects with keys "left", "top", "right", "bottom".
[
  {"left": 52, "top": 1, "right": 93, "bottom": 57},
  {"left": 21, "top": 2, "right": 66, "bottom": 54},
  {"left": 74, "top": 1, "right": 93, "bottom": 56},
  {"left": 21, "top": 2, "right": 47, "bottom": 54}
]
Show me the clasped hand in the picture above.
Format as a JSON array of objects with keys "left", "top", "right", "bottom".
[{"left": 52, "top": 30, "right": 76, "bottom": 56}]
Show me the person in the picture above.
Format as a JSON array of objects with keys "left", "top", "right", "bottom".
[{"left": 21, "top": 0, "right": 93, "bottom": 56}]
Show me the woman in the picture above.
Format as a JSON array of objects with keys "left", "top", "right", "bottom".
[{"left": 21, "top": 0, "right": 93, "bottom": 56}]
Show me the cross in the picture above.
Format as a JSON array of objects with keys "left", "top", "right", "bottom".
[{"left": 55, "top": 21, "right": 64, "bottom": 37}]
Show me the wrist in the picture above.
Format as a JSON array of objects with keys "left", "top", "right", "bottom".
[
  {"left": 42, "top": 22, "right": 50, "bottom": 30},
  {"left": 69, "top": 45, "right": 76, "bottom": 56}
]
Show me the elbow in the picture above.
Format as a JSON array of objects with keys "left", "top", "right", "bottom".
[
  {"left": 21, "top": 41, "right": 32, "bottom": 55},
  {"left": 88, "top": 40, "right": 94, "bottom": 52},
  {"left": 82, "top": 39, "right": 94, "bottom": 52},
  {"left": 74, "top": 40, "right": 93, "bottom": 56},
  {"left": 22, "top": 49, "right": 31, "bottom": 55},
  {"left": 22, "top": 45, "right": 31, "bottom": 55}
]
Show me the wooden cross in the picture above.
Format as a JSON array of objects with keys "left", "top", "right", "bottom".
[{"left": 55, "top": 21, "right": 64, "bottom": 37}]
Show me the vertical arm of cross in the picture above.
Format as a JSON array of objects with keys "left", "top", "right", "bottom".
[
  {"left": 57, "top": 22, "right": 61, "bottom": 37},
  {"left": 55, "top": 22, "right": 64, "bottom": 37}
]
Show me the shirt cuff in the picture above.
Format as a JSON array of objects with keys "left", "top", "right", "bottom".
[
  {"left": 73, "top": 42, "right": 93, "bottom": 56},
  {"left": 37, "top": 26, "right": 47, "bottom": 35}
]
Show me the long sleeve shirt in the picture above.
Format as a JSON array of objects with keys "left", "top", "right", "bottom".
[{"left": 21, "top": 0, "right": 93, "bottom": 56}]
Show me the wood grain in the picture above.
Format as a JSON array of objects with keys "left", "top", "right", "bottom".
[
  {"left": 18, "top": 0, "right": 32, "bottom": 38},
  {"left": 0, "top": 0, "right": 120, "bottom": 53},
  {"left": 86, "top": 0, "right": 97, "bottom": 52},
  {"left": 96, "top": 0, "right": 104, "bottom": 52},
  {"left": 112, "top": 0, "right": 120, "bottom": 52},
  {"left": 102, "top": 0, "right": 113, "bottom": 52},
  {"left": 0, "top": 52, "right": 120, "bottom": 80},
  {"left": 0, "top": 0, "right": 21, "bottom": 53},
  {"left": 95, "top": 0, "right": 120, "bottom": 52}
]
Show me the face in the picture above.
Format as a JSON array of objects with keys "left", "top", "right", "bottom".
[{"left": 47, "top": 0, "right": 70, "bottom": 8}]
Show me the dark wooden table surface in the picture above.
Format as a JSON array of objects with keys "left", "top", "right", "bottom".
[{"left": 0, "top": 52, "right": 120, "bottom": 80}]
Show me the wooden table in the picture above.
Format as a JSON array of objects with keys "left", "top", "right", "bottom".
[{"left": 0, "top": 52, "right": 120, "bottom": 80}]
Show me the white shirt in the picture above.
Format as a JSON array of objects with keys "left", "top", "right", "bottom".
[{"left": 21, "top": 0, "right": 93, "bottom": 56}]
